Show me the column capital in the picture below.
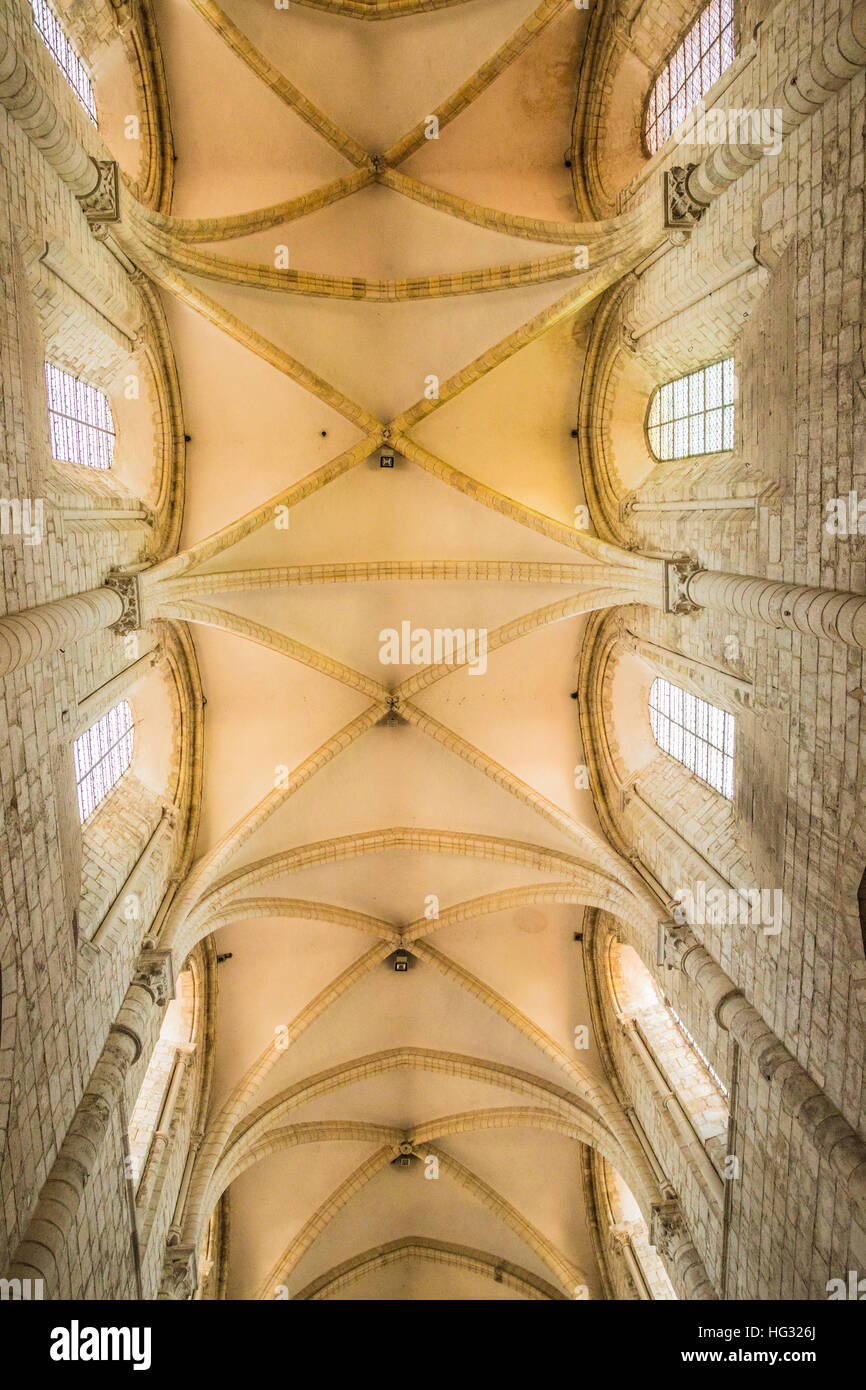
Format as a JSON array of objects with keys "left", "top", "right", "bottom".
[
  {"left": 649, "top": 1199, "right": 686, "bottom": 1258},
  {"left": 105, "top": 571, "right": 142, "bottom": 636},
  {"left": 664, "top": 165, "right": 705, "bottom": 229},
  {"left": 657, "top": 920, "right": 692, "bottom": 971},
  {"left": 159, "top": 1247, "right": 198, "bottom": 1300},
  {"left": 78, "top": 160, "right": 121, "bottom": 223},
  {"left": 132, "top": 948, "right": 175, "bottom": 1008},
  {"left": 664, "top": 555, "right": 703, "bottom": 614}
]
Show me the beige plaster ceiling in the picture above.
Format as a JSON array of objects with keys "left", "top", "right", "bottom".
[{"left": 151, "top": 0, "right": 634, "bottom": 1299}]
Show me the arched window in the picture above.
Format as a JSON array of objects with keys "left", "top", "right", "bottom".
[
  {"left": 646, "top": 358, "right": 735, "bottom": 461},
  {"left": 645, "top": 0, "right": 735, "bottom": 154},
  {"left": 649, "top": 677, "right": 734, "bottom": 798},
  {"left": 45, "top": 363, "right": 115, "bottom": 470},
  {"left": 29, "top": 0, "right": 97, "bottom": 124},
  {"left": 73, "top": 701, "right": 134, "bottom": 822}
]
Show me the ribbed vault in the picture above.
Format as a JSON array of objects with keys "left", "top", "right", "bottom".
[{"left": 148, "top": 0, "right": 663, "bottom": 1299}]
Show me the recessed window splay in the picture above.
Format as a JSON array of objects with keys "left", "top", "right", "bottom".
[
  {"left": 649, "top": 677, "right": 735, "bottom": 799},
  {"left": 645, "top": 0, "right": 735, "bottom": 154},
  {"left": 667, "top": 1002, "right": 729, "bottom": 1095},
  {"left": 73, "top": 702, "right": 134, "bottom": 823}
]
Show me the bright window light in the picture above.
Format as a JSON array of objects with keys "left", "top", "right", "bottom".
[
  {"left": 73, "top": 701, "right": 134, "bottom": 823},
  {"left": 29, "top": 0, "right": 97, "bottom": 123},
  {"left": 45, "top": 363, "right": 115, "bottom": 470},
  {"left": 647, "top": 358, "right": 735, "bottom": 461},
  {"left": 645, "top": 0, "right": 735, "bottom": 154},
  {"left": 649, "top": 677, "right": 735, "bottom": 799}
]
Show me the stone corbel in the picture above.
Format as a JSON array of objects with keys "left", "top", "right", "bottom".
[
  {"left": 663, "top": 165, "right": 704, "bottom": 229},
  {"left": 649, "top": 1199, "right": 685, "bottom": 1258},
  {"left": 110, "top": 0, "right": 140, "bottom": 33},
  {"left": 656, "top": 920, "right": 691, "bottom": 971},
  {"left": 159, "top": 1247, "right": 198, "bottom": 1301},
  {"left": 611, "top": 12, "right": 636, "bottom": 52},
  {"left": 133, "top": 948, "right": 175, "bottom": 1007},
  {"left": 664, "top": 555, "right": 702, "bottom": 614},
  {"left": 620, "top": 320, "right": 639, "bottom": 353},
  {"left": 78, "top": 160, "right": 121, "bottom": 224}
]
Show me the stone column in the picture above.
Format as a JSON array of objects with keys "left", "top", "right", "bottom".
[
  {"left": 0, "top": 573, "right": 141, "bottom": 677},
  {"left": 0, "top": 27, "right": 122, "bottom": 222},
  {"left": 685, "top": 568, "right": 866, "bottom": 649},
  {"left": 664, "top": 558, "right": 866, "bottom": 649},
  {"left": 0, "top": 35, "right": 100, "bottom": 198},
  {"left": 6, "top": 951, "right": 174, "bottom": 1296}
]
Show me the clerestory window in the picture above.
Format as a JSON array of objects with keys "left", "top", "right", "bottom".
[
  {"left": 645, "top": 0, "right": 735, "bottom": 154},
  {"left": 649, "top": 677, "right": 734, "bottom": 799},
  {"left": 646, "top": 358, "right": 735, "bottom": 461},
  {"left": 29, "top": 0, "right": 97, "bottom": 123},
  {"left": 45, "top": 363, "right": 115, "bottom": 470},
  {"left": 73, "top": 701, "right": 134, "bottom": 823}
]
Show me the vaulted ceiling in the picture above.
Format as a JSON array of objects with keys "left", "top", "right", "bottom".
[{"left": 148, "top": 0, "right": 644, "bottom": 1299}]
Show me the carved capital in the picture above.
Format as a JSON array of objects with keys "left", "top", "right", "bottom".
[
  {"left": 609, "top": 1225, "right": 632, "bottom": 1255},
  {"left": 656, "top": 920, "right": 691, "bottom": 971},
  {"left": 611, "top": 13, "right": 635, "bottom": 50},
  {"left": 649, "top": 1199, "right": 685, "bottom": 1258},
  {"left": 159, "top": 1247, "right": 198, "bottom": 1301},
  {"left": 132, "top": 948, "right": 175, "bottom": 1007},
  {"left": 663, "top": 165, "right": 704, "bottom": 229},
  {"left": 105, "top": 570, "right": 142, "bottom": 636},
  {"left": 664, "top": 555, "right": 702, "bottom": 615},
  {"left": 620, "top": 320, "right": 639, "bottom": 353},
  {"left": 79, "top": 160, "right": 121, "bottom": 224}
]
